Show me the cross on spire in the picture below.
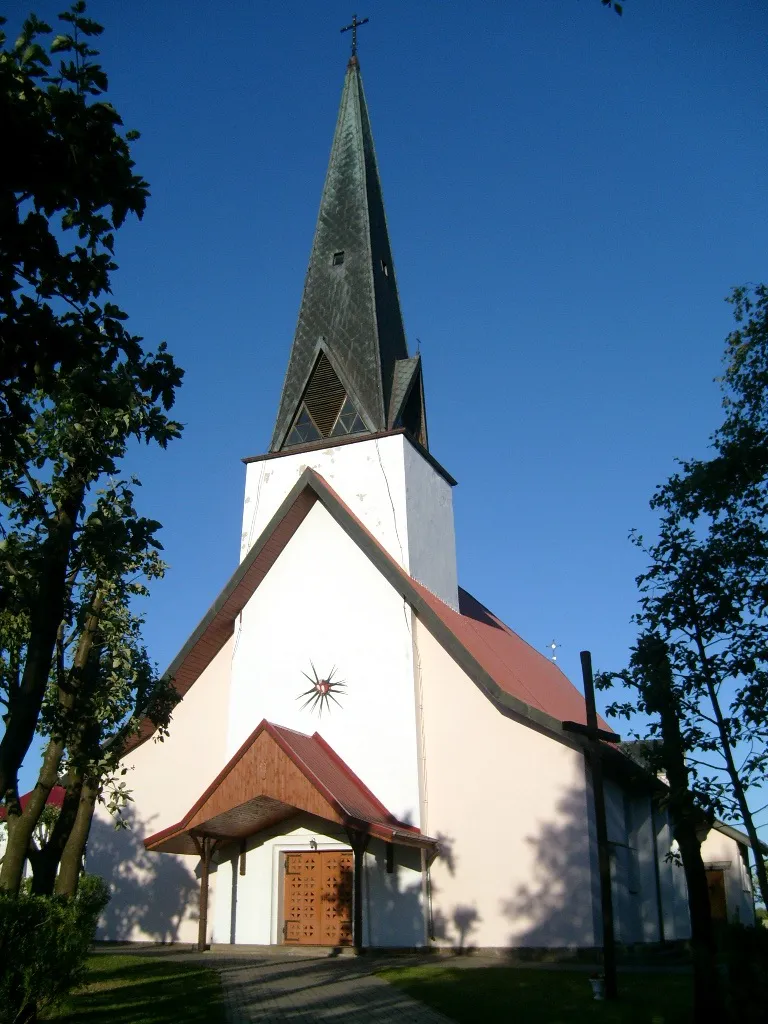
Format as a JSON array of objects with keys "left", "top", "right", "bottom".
[{"left": 341, "top": 14, "right": 369, "bottom": 58}]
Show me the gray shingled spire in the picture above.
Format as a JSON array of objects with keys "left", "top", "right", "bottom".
[{"left": 270, "top": 57, "right": 427, "bottom": 452}]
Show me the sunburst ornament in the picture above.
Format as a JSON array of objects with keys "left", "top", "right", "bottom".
[{"left": 296, "top": 663, "right": 347, "bottom": 716}]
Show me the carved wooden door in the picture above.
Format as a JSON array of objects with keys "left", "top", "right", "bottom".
[{"left": 284, "top": 850, "right": 352, "bottom": 945}]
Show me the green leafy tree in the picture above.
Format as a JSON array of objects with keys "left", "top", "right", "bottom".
[
  {"left": 0, "top": 4, "right": 182, "bottom": 802},
  {"left": 598, "top": 636, "right": 722, "bottom": 1023},
  {"left": 603, "top": 285, "right": 768, "bottom": 912},
  {"left": 0, "top": 4, "right": 183, "bottom": 893}
]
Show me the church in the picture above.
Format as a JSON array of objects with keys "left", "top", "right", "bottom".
[{"left": 88, "top": 50, "right": 756, "bottom": 952}]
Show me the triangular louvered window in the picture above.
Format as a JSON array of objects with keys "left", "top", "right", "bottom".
[
  {"left": 283, "top": 351, "right": 368, "bottom": 448},
  {"left": 302, "top": 352, "right": 346, "bottom": 435}
]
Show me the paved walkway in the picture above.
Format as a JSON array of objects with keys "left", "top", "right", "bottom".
[
  {"left": 101, "top": 945, "right": 454, "bottom": 1023},
  {"left": 210, "top": 950, "right": 455, "bottom": 1023}
]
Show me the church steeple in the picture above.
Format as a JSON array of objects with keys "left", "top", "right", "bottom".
[{"left": 270, "top": 57, "right": 428, "bottom": 453}]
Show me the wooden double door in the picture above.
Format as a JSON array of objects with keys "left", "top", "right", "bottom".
[{"left": 283, "top": 850, "right": 353, "bottom": 945}]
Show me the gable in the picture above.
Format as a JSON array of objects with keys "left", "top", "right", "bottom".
[{"left": 130, "top": 468, "right": 598, "bottom": 761}]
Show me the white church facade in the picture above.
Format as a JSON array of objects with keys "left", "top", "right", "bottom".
[{"left": 87, "top": 54, "right": 756, "bottom": 952}]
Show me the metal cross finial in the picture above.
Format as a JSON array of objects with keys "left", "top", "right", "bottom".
[{"left": 341, "top": 13, "right": 369, "bottom": 58}]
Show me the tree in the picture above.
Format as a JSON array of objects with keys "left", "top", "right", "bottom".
[
  {"left": 627, "top": 286, "right": 768, "bottom": 908},
  {"left": 598, "top": 635, "right": 722, "bottom": 1023},
  {"left": 0, "top": 4, "right": 183, "bottom": 892}
]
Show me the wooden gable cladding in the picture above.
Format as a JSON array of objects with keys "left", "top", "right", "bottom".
[{"left": 186, "top": 728, "right": 343, "bottom": 834}]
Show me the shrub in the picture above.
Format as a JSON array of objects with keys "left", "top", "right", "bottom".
[
  {"left": 724, "top": 922, "right": 768, "bottom": 1023},
  {"left": 0, "top": 875, "right": 110, "bottom": 1023}
]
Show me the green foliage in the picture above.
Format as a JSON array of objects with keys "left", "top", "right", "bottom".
[
  {"left": 598, "top": 285, "right": 768, "bottom": 902},
  {"left": 0, "top": 2, "right": 183, "bottom": 891},
  {"left": 0, "top": 874, "right": 110, "bottom": 1023},
  {"left": 724, "top": 923, "right": 768, "bottom": 1020}
]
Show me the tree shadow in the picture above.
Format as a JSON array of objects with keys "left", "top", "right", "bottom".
[
  {"left": 500, "top": 783, "right": 601, "bottom": 950},
  {"left": 86, "top": 806, "right": 199, "bottom": 943}
]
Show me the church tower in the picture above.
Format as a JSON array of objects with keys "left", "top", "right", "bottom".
[{"left": 241, "top": 54, "right": 458, "bottom": 610}]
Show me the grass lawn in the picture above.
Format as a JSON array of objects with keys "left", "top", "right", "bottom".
[
  {"left": 379, "top": 965, "right": 693, "bottom": 1024},
  {"left": 42, "top": 954, "right": 226, "bottom": 1024}
]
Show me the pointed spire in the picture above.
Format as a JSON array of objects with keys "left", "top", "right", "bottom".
[{"left": 270, "top": 59, "right": 427, "bottom": 452}]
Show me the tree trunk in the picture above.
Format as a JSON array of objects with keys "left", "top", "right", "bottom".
[
  {"left": 636, "top": 635, "right": 723, "bottom": 1024},
  {"left": 704, "top": 675, "right": 768, "bottom": 908},
  {"left": 0, "top": 588, "right": 104, "bottom": 893},
  {"left": 55, "top": 778, "right": 98, "bottom": 897},
  {"left": 0, "top": 736, "right": 64, "bottom": 892},
  {"left": 0, "top": 479, "right": 85, "bottom": 801},
  {"left": 29, "top": 773, "right": 84, "bottom": 895}
]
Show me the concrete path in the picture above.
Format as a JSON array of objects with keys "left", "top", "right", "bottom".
[
  {"left": 209, "top": 950, "right": 455, "bottom": 1024},
  {"left": 98, "top": 945, "right": 454, "bottom": 1023}
]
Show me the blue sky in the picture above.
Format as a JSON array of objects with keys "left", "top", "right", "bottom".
[{"left": 10, "top": 0, "right": 768, "bottom": 797}]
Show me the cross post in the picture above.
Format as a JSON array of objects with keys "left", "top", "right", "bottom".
[
  {"left": 340, "top": 14, "right": 369, "bottom": 58},
  {"left": 562, "top": 650, "right": 620, "bottom": 1001}
]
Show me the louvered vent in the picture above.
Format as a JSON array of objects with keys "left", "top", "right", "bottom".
[{"left": 303, "top": 352, "right": 347, "bottom": 435}]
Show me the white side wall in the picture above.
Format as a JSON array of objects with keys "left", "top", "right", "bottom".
[
  {"left": 88, "top": 637, "right": 234, "bottom": 943},
  {"left": 228, "top": 501, "right": 422, "bottom": 826},
  {"left": 701, "top": 827, "right": 755, "bottom": 925},
  {"left": 415, "top": 617, "right": 597, "bottom": 949},
  {"left": 240, "top": 434, "right": 459, "bottom": 609},
  {"left": 212, "top": 814, "right": 426, "bottom": 947}
]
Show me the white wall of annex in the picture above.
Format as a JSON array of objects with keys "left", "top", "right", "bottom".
[
  {"left": 211, "top": 815, "right": 426, "bottom": 948},
  {"left": 701, "top": 828, "right": 755, "bottom": 925},
  {"left": 227, "top": 501, "right": 422, "bottom": 827},
  {"left": 88, "top": 637, "right": 234, "bottom": 944},
  {"left": 240, "top": 433, "right": 458, "bottom": 609},
  {"left": 415, "top": 618, "right": 596, "bottom": 949}
]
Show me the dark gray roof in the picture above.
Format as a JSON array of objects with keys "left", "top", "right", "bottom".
[{"left": 270, "top": 58, "right": 421, "bottom": 451}]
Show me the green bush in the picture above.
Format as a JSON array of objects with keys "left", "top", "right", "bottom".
[
  {"left": 724, "top": 922, "right": 768, "bottom": 1023},
  {"left": 0, "top": 875, "right": 110, "bottom": 1024}
]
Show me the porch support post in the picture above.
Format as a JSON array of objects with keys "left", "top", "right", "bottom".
[
  {"left": 346, "top": 828, "right": 370, "bottom": 953},
  {"left": 192, "top": 834, "right": 215, "bottom": 953}
]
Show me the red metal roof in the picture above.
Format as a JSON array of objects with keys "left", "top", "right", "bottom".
[
  {"left": 418, "top": 585, "right": 595, "bottom": 728},
  {"left": 0, "top": 785, "right": 66, "bottom": 821},
  {"left": 144, "top": 719, "right": 431, "bottom": 853},
  {"left": 128, "top": 467, "right": 600, "bottom": 757}
]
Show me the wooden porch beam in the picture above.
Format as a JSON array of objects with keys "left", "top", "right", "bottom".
[
  {"left": 346, "top": 828, "right": 370, "bottom": 953},
  {"left": 191, "top": 834, "right": 219, "bottom": 953}
]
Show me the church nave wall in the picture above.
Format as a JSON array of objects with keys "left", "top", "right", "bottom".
[
  {"left": 88, "top": 636, "right": 234, "bottom": 944},
  {"left": 414, "top": 618, "right": 597, "bottom": 950},
  {"left": 228, "top": 500, "right": 423, "bottom": 828}
]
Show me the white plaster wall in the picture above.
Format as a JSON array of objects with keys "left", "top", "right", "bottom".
[
  {"left": 228, "top": 501, "right": 422, "bottom": 826},
  {"left": 240, "top": 434, "right": 458, "bottom": 609},
  {"left": 701, "top": 828, "right": 755, "bottom": 925},
  {"left": 415, "top": 617, "right": 596, "bottom": 949},
  {"left": 88, "top": 637, "right": 234, "bottom": 943},
  {"left": 211, "top": 815, "right": 426, "bottom": 947},
  {"left": 402, "top": 440, "right": 458, "bottom": 608}
]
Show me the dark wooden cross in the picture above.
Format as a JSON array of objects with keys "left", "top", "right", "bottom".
[
  {"left": 562, "top": 651, "right": 621, "bottom": 1001},
  {"left": 341, "top": 14, "right": 369, "bottom": 58}
]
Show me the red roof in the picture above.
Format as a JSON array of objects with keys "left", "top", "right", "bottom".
[
  {"left": 128, "top": 467, "right": 599, "bottom": 757},
  {"left": 144, "top": 719, "right": 432, "bottom": 853},
  {"left": 0, "top": 785, "right": 66, "bottom": 821},
  {"left": 420, "top": 585, "right": 595, "bottom": 728}
]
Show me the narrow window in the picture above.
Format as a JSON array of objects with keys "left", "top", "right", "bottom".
[{"left": 332, "top": 251, "right": 345, "bottom": 266}]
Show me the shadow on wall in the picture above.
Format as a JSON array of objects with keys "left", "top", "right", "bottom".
[
  {"left": 500, "top": 783, "right": 599, "bottom": 949},
  {"left": 429, "top": 831, "right": 483, "bottom": 952},
  {"left": 365, "top": 841, "right": 426, "bottom": 947},
  {"left": 86, "top": 806, "right": 199, "bottom": 942}
]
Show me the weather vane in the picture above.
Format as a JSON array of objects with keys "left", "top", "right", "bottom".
[
  {"left": 297, "top": 663, "right": 347, "bottom": 716},
  {"left": 340, "top": 13, "right": 369, "bottom": 58},
  {"left": 549, "top": 640, "right": 560, "bottom": 663}
]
